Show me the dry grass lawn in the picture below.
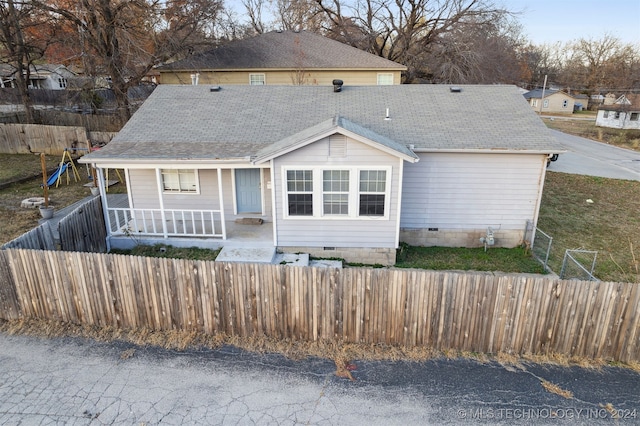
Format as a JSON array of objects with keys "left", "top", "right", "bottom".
[
  {"left": 542, "top": 116, "right": 640, "bottom": 151},
  {"left": 0, "top": 153, "right": 124, "bottom": 245},
  {"left": 538, "top": 172, "right": 640, "bottom": 283}
]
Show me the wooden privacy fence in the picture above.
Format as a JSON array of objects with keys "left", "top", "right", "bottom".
[
  {"left": 1, "top": 196, "right": 106, "bottom": 253},
  {"left": 58, "top": 196, "right": 107, "bottom": 253},
  {"left": 0, "top": 123, "right": 116, "bottom": 154},
  {"left": 1, "top": 249, "right": 638, "bottom": 363},
  {"left": 0, "top": 123, "right": 89, "bottom": 155}
]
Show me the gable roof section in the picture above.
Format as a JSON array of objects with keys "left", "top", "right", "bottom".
[
  {"left": 83, "top": 84, "right": 562, "bottom": 166},
  {"left": 523, "top": 89, "right": 571, "bottom": 99},
  {"left": 254, "top": 115, "right": 419, "bottom": 164},
  {"left": 158, "top": 30, "right": 406, "bottom": 72},
  {"left": 599, "top": 94, "right": 640, "bottom": 112}
]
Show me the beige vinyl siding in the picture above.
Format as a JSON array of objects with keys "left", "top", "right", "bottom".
[
  {"left": 401, "top": 153, "right": 545, "bottom": 229},
  {"left": 274, "top": 135, "right": 400, "bottom": 248},
  {"left": 159, "top": 70, "right": 403, "bottom": 86},
  {"left": 531, "top": 92, "right": 575, "bottom": 114},
  {"left": 126, "top": 168, "right": 272, "bottom": 221}
]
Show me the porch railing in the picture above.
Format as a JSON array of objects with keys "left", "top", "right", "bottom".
[{"left": 107, "top": 207, "right": 225, "bottom": 239}]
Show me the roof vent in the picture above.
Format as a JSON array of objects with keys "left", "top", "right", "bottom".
[
  {"left": 332, "top": 79, "right": 343, "bottom": 93},
  {"left": 210, "top": 86, "right": 221, "bottom": 92},
  {"left": 450, "top": 86, "right": 462, "bottom": 93}
]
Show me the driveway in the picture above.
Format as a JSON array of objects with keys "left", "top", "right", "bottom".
[
  {"left": 547, "top": 129, "right": 640, "bottom": 181},
  {"left": 1, "top": 333, "right": 638, "bottom": 425}
]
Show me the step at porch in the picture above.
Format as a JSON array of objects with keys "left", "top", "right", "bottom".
[{"left": 215, "top": 246, "right": 276, "bottom": 263}]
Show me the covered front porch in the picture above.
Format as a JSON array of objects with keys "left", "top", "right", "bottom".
[{"left": 104, "top": 194, "right": 273, "bottom": 249}]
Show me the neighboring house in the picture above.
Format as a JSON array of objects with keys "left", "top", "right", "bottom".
[
  {"left": 27, "top": 64, "right": 76, "bottom": 90},
  {"left": 0, "top": 64, "right": 17, "bottom": 88},
  {"left": 595, "top": 94, "right": 640, "bottom": 130},
  {"left": 157, "top": 30, "right": 406, "bottom": 86},
  {"left": 523, "top": 89, "right": 575, "bottom": 114},
  {"left": 80, "top": 84, "right": 562, "bottom": 265},
  {"left": 573, "top": 94, "right": 589, "bottom": 111},
  {"left": 1, "top": 63, "right": 76, "bottom": 89}
]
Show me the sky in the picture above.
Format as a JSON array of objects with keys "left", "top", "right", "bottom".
[{"left": 504, "top": 0, "right": 640, "bottom": 45}]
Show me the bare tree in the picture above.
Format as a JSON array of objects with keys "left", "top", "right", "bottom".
[
  {"left": 242, "top": 0, "right": 267, "bottom": 34},
  {"left": 561, "top": 35, "right": 640, "bottom": 93},
  {"left": 0, "top": 0, "right": 51, "bottom": 122},
  {"left": 34, "top": 0, "right": 222, "bottom": 123},
  {"left": 314, "top": 0, "right": 511, "bottom": 83}
]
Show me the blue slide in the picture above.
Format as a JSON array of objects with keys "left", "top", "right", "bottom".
[{"left": 46, "top": 163, "right": 69, "bottom": 187}]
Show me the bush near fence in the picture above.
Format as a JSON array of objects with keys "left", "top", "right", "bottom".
[{"left": 0, "top": 248, "right": 638, "bottom": 363}]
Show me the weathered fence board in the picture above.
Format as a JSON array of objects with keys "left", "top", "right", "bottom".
[
  {"left": 0, "top": 123, "right": 89, "bottom": 155},
  {"left": 1, "top": 248, "right": 639, "bottom": 363},
  {"left": 58, "top": 196, "right": 107, "bottom": 253},
  {"left": 0, "top": 250, "right": 20, "bottom": 319},
  {"left": 1, "top": 221, "right": 56, "bottom": 250}
]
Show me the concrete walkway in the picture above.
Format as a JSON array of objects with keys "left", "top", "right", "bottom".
[{"left": 1, "top": 333, "right": 638, "bottom": 425}]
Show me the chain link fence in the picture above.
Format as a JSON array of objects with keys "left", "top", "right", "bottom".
[
  {"left": 560, "top": 249, "right": 599, "bottom": 281},
  {"left": 525, "top": 220, "right": 553, "bottom": 271},
  {"left": 524, "top": 221, "right": 599, "bottom": 281}
]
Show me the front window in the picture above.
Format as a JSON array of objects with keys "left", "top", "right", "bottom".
[
  {"left": 250, "top": 73, "right": 265, "bottom": 85},
  {"left": 562, "top": 99, "right": 568, "bottom": 108},
  {"left": 615, "top": 112, "right": 621, "bottom": 119},
  {"left": 58, "top": 77, "right": 67, "bottom": 89},
  {"left": 161, "top": 169, "right": 198, "bottom": 193},
  {"left": 631, "top": 112, "right": 639, "bottom": 121},
  {"left": 603, "top": 111, "right": 609, "bottom": 118},
  {"left": 287, "top": 170, "right": 313, "bottom": 216},
  {"left": 377, "top": 73, "right": 394, "bottom": 85},
  {"left": 531, "top": 99, "right": 538, "bottom": 107},
  {"left": 284, "top": 167, "right": 390, "bottom": 219},
  {"left": 543, "top": 99, "right": 549, "bottom": 108},
  {"left": 323, "top": 170, "right": 349, "bottom": 215},
  {"left": 359, "top": 170, "right": 386, "bottom": 216}
]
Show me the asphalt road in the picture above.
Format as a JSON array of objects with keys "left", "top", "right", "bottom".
[
  {"left": 547, "top": 129, "right": 640, "bottom": 181},
  {"left": 1, "top": 333, "right": 639, "bottom": 425}
]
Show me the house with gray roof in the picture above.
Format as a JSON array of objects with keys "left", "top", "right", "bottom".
[
  {"left": 80, "top": 84, "right": 562, "bottom": 265},
  {"left": 157, "top": 30, "right": 406, "bottom": 86},
  {"left": 523, "top": 89, "right": 575, "bottom": 114}
]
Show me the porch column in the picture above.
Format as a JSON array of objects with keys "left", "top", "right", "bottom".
[
  {"left": 96, "top": 167, "right": 111, "bottom": 252},
  {"left": 154, "top": 168, "right": 168, "bottom": 238},
  {"left": 217, "top": 167, "right": 226, "bottom": 239}
]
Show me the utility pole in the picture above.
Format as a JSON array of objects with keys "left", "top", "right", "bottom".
[{"left": 539, "top": 74, "right": 547, "bottom": 114}]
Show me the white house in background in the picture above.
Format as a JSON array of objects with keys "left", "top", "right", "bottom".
[
  {"left": 80, "top": 84, "right": 563, "bottom": 265},
  {"left": 596, "top": 94, "right": 640, "bottom": 130},
  {"left": 27, "top": 64, "right": 76, "bottom": 90}
]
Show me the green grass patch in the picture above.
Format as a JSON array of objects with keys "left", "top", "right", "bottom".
[
  {"left": 395, "top": 245, "right": 546, "bottom": 274},
  {"left": 111, "top": 244, "right": 220, "bottom": 261}
]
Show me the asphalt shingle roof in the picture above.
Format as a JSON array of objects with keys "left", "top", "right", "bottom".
[
  {"left": 158, "top": 30, "right": 406, "bottom": 71},
  {"left": 523, "top": 89, "right": 560, "bottom": 99},
  {"left": 86, "top": 84, "right": 562, "bottom": 163}
]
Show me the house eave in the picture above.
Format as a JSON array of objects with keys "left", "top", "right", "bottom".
[
  {"left": 253, "top": 126, "right": 419, "bottom": 164},
  {"left": 412, "top": 148, "right": 567, "bottom": 155},
  {"left": 79, "top": 156, "right": 254, "bottom": 168}
]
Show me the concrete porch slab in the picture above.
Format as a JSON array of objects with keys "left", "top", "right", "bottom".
[
  {"left": 309, "top": 259, "right": 343, "bottom": 268},
  {"left": 273, "top": 253, "right": 309, "bottom": 267},
  {"left": 215, "top": 246, "right": 276, "bottom": 263}
]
